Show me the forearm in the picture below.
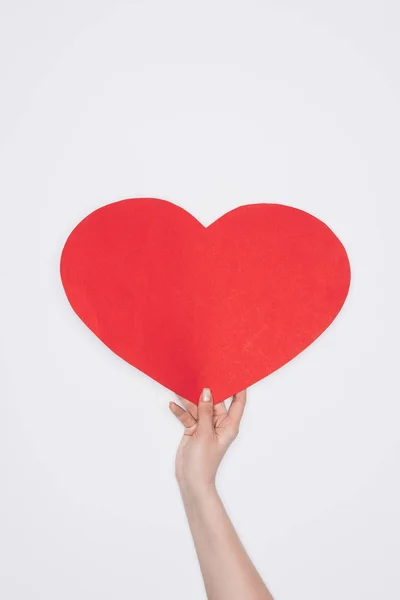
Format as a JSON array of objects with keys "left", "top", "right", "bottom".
[{"left": 179, "top": 482, "right": 273, "bottom": 600}]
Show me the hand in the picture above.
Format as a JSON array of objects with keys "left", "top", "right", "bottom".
[{"left": 169, "top": 388, "right": 247, "bottom": 493}]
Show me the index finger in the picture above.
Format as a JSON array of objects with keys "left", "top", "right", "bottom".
[
  {"left": 228, "top": 389, "right": 247, "bottom": 424},
  {"left": 176, "top": 395, "right": 198, "bottom": 420}
]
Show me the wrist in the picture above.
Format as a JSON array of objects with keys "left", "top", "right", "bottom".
[{"left": 178, "top": 478, "right": 218, "bottom": 501}]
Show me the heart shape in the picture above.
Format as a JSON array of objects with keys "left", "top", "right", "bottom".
[{"left": 60, "top": 198, "right": 351, "bottom": 403}]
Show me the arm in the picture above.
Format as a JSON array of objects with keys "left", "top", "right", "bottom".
[{"left": 169, "top": 388, "right": 273, "bottom": 600}]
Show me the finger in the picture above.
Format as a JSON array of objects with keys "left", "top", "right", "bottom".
[
  {"left": 169, "top": 401, "right": 197, "bottom": 430},
  {"left": 176, "top": 395, "right": 198, "bottom": 420},
  {"left": 213, "top": 398, "right": 227, "bottom": 417},
  {"left": 228, "top": 389, "right": 247, "bottom": 425},
  {"left": 197, "top": 388, "right": 214, "bottom": 435}
]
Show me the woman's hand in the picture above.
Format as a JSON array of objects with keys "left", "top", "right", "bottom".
[
  {"left": 169, "top": 388, "right": 273, "bottom": 599},
  {"left": 169, "top": 388, "right": 247, "bottom": 493}
]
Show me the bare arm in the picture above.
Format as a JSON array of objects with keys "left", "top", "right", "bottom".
[{"left": 170, "top": 388, "right": 273, "bottom": 600}]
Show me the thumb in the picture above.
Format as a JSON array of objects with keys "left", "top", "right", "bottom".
[{"left": 197, "top": 388, "right": 214, "bottom": 435}]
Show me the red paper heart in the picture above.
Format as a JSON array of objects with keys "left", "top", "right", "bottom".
[{"left": 60, "top": 198, "right": 351, "bottom": 403}]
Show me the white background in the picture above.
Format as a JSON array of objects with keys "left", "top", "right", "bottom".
[{"left": 1, "top": 1, "right": 399, "bottom": 598}]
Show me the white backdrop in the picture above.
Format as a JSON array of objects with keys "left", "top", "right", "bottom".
[{"left": 1, "top": 1, "right": 399, "bottom": 598}]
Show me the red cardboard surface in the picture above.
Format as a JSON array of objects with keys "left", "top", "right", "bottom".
[{"left": 60, "top": 198, "right": 351, "bottom": 403}]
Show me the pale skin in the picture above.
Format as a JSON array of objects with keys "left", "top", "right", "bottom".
[{"left": 169, "top": 388, "right": 273, "bottom": 600}]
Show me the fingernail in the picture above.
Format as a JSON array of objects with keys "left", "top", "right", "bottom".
[{"left": 202, "top": 388, "right": 211, "bottom": 402}]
